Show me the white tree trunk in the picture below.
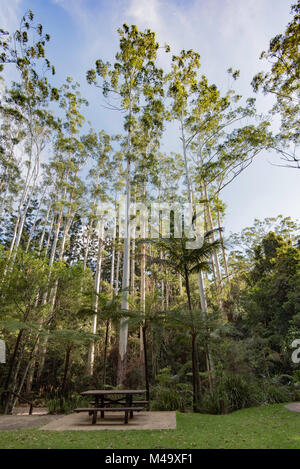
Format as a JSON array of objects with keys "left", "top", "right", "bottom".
[
  {"left": 87, "top": 217, "right": 104, "bottom": 376},
  {"left": 117, "top": 158, "right": 131, "bottom": 386}
]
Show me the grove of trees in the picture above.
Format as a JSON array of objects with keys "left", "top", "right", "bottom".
[{"left": 0, "top": 3, "right": 299, "bottom": 414}]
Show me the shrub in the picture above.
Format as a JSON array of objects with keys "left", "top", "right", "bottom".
[
  {"left": 150, "top": 385, "right": 180, "bottom": 411},
  {"left": 150, "top": 367, "right": 193, "bottom": 411},
  {"left": 200, "top": 370, "right": 294, "bottom": 414},
  {"left": 261, "top": 382, "right": 293, "bottom": 404},
  {"left": 46, "top": 394, "right": 90, "bottom": 414},
  {"left": 200, "top": 373, "right": 260, "bottom": 414}
]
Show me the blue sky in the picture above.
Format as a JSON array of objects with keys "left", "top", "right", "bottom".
[{"left": 1, "top": 0, "right": 299, "bottom": 235}]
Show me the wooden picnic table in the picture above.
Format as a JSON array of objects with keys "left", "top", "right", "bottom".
[{"left": 77, "top": 389, "right": 147, "bottom": 424}]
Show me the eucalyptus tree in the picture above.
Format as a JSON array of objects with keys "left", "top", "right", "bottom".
[
  {"left": 35, "top": 78, "right": 89, "bottom": 381},
  {"left": 150, "top": 151, "right": 185, "bottom": 304},
  {"left": 0, "top": 112, "right": 23, "bottom": 220},
  {"left": 0, "top": 248, "right": 59, "bottom": 412},
  {"left": 0, "top": 10, "right": 54, "bottom": 74},
  {"left": 0, "top": 11, "right": 57, "bottom": 265},
  {"left": 167, "top": 49, "right": 213, "bottom": 315},
  {"left": 84, "top": 130, "right": 115, "bottom": 376},
  {"left": 252, "top": 0, "right": 299, "bottom": 166},
  {"left": 168, "top": 52, "right": 273, "bottom": 298},
  {"left": 47, "top": 78, "right": 87, "bottom": 271},
  {"left": 87, "top": 24, "right": 166, "bottom": 385},
  {"left": 24, "top": 162, "right": 55, "bottom": 253},
  {"left": 131, "top": 89, "right": 165, "bottom": 370}
]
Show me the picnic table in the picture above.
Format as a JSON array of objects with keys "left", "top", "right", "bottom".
[{"left": 75, "top": 389, "right": 147, "bottom": 424}]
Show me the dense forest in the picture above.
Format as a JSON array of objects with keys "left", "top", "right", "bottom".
[{"left": 0, "top": 1, "right": 299, "bottom": 416}]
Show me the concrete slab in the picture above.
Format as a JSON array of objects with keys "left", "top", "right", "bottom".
[
  {"left": 285, "top": 403, "right": 300, "bottom": 413},
  {"left": 0, "top": 414, "right": 60, "bottom": 430},
  {"left": 39, "top": 411, "right": 176, "bottom": 431}
]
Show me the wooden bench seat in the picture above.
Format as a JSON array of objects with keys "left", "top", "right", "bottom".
[
  {"left": 89, "top": 400, "right": 149, "bottom": 411},
  {"left": 90, "top": 400, "right": 149, "bottom": 406},
  {"left": 74, "top": 407, "right": 144, "bottom": 424}
]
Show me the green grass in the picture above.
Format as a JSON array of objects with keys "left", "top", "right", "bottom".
[{"left": 0, "top": 404, "right": 299, "bottom": 449}]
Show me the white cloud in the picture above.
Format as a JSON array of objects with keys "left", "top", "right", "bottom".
[
  {"left": 126, "top": 0, "right": 162, "bottom": 30},
  {"left": 0, "top": 0, "right": 22, "bottom": 31}
]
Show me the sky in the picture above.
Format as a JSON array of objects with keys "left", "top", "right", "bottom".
[{"left": 0, "top": 0, "right": 299, "bottom": 235}]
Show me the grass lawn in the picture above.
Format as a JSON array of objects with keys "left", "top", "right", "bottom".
[{"left": 0, "top": 404, "right": 299, "bottom": 449}]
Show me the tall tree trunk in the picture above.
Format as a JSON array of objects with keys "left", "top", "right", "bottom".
[
  {"left": 26, "top": 360, "right": 35, "bottom": 394},
  {"left": 102, "top": 321, "right": 109, "bottom": 387},
  {"left": 184, "top": 267, "right": 201, "bottom": 411},
  {"left": 11, "top": 332, "right": 42, "bottom": 411},
  {"left": 36, "top": 178, "right": 71, "bottom": 382},
  {"left": 217, "top": 208, "right": 229, "bottom": 279},
  {"left": 181, "top": 128, "right": 215, "bottom": 383},
  {"left": 38, "top": 203, "right": 52, "bottom": 255},
  {"left": 25, "top": 185, "right": 47, "bottom": 253},
  {"left": 142, "top": 325, "right": 150, "bottom": 404},
  {"left": 180, "top": 115, "right": 209, "bottom": 318},
  {"left": 102, "top": 214, "right": 117, "bottom": 386},
  {"left": 43, "top": 212, "right": 55, "bottom": 257},
  {"left": 61, "top": 346, "right": 71, "bottom": 398},
  {"left": 130, "top": 192, "right": 136, "bottom": 296},
  {"left": 191, "top": 332, "right": 201, "bottom": 412},
  {"left": 140, "top": 181, "right": 146, "bottom": 377},
  {"left": 3, "top": 329, "right": 24, "bottom": 413},
  {"left": 115, "top": 247, "right": 121, "bottom": 295},
  {"left": 11, "top": 156, "right": 40, "bottom": 259},
  {"left": 130, "top": 237, "right": 135, "bottom": 295},
  {"left": 117, "top": 157, "right": 131, "bottom": 386},
  {"left": 178, "top": 273, "right": 183, "bottom": 296},
  {"left": 203, "top": 182, "right": 222, "bottom": 285},
  {"left": 87, "top": 217, "right": 104, "bottom": 376}
]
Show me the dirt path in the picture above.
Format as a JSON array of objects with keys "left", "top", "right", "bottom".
[{"left": 285, "top": 403, "right": 300, "bottom": 413}]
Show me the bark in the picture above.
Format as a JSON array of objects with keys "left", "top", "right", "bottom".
[
  {"left": 178, "top": 274, "right": 183, "bottom": 296},
  {"left": 130, "top": 192, "right": 136, "bottom": 295},
  {"left": 184, "top": 268, "right": 201, "bottom": 411},
  {"left": 102, "top": 320, "right": 109, "bottom": 387},
  {"left": 166, "top": 280, "right": 169, "bottom": 309},
  {"left": 191, "top": 332, "right": 201, "bottom": 412},
  {"left": 160, "top": 251, "right": 165, "bottom": 309},
  {"left": 61, "top": 346, "right": 71, "bottom": 397},
  {"left": 11, "top": 332, "right": 42, "bottom": 410},
  {"left": 217, "top": 209, "right": 229, "bottom": 279},
  {"left": 184, "top": 268, "right": 192, "bottom": 311},
  {"left": 83, "top": 222, "right": 92, "bottom": 271},
  {"left": 11, "top": 147, "right": 42, "bottom": 260},
  {"left": 115, "top": 247, "right": 121, "bottom": 295},
  {"left": 117, "top": 157, "right": 131, "bottom": 386},
  {"left": 44, "top": 212, "right": 55, "bottom": 256},
  {"left": 87, "top": 217, "right": 104, "bottom": 376},
  {"left": 130, "top": 237, "right": 135, "bottom": 295},
  {"left": 36, "top": 178, "right": 70, "bottom": 382},
  {"left": 110, "top": 214, "right": 117, "bottom": 292},
  {"left": 25, "top": 186, "right": 47, "bottom": 252},
  {"left": 26, "top": 360, "right": 35, "bottom": 394},
  {"left": 203, "top": 182, "right": 222, "bottom": 285},
  {"left": 38, "top": 202, "right": 52, "bottom": 255},
  {"left": 3, "top": 329, "right": 24, "bottom": 412},
  {"left": 140, "top": 182, "right": 146, "bottom": 374},
  {"left": 142, "top": 325, "right": 150, "bottom": 403}
]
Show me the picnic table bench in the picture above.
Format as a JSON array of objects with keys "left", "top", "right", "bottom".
[{"left": 75, "top": 390, "right": 148, "bottom": 425}]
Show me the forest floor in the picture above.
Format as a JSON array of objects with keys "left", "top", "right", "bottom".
[{"left": 0, "top": 404, "right": 299, "bottom": 449}]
